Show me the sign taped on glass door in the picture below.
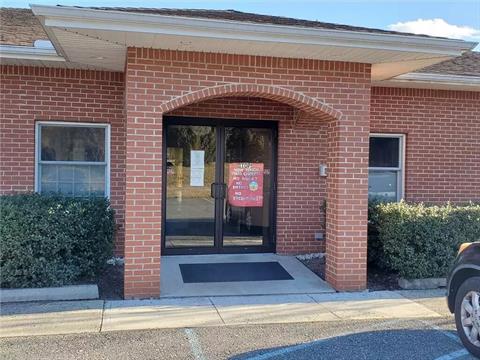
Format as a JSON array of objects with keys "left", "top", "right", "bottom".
[
  {"left": 227, "top": 163, "right": 264, "bottom": 207},
  {"left": 190, "top": 150, "right": 205, "bottom": 187}
]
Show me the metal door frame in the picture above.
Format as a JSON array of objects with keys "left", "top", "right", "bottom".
[{"left": 161, "top": 116, "right": 278, "bottom": 255}]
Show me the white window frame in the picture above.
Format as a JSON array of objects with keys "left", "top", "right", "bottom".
[
  {"left": 368, "top": 133, "right": 405, "bottom": 201},
  {"left": 35, "top": 121, "right": 111, "bottom": 198}
]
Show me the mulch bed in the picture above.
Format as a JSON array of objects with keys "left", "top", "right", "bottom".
[
  {"left": 367, "top": 264, "right": 401, "bottom": 291},
  {"left": 97, "top": 264, "right": 124, "bottom": 300},
  {"left": 298, "top": 256, "right": 401, "bottom": 291},
  {"left": 298, "top": 257, "right": 326, "bottom": 280}
]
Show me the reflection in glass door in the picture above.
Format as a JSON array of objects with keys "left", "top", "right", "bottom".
[
  {"left": 165, "top": 125, "right": 216, "bottom": 249},
  {"left": 223, "top": 127, "right": 273, "bottom": 247},
  {"left": 163, "top": 118, "right": 276, "bottom": 254}
]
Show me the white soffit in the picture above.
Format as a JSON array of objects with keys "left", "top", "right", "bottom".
[
  {"left": 49, "top": 28, "right": 126, "bottom": 71},
  {"left": 375, "top": 72, "right": 480, "bottom": 91},
  {"left": 0, "top": 45, "right": 65, "bottom": 62},
  {"left": 0, "top": 43, "right": 110, "bottom": 70},
  {"left": 31, "top": 5, "right": 477, "bottom": 79},
  {"left": 0, "top": 56, "right": 87, "bottom": 69},
  {"left": 0, "top": 45, "right": 97, "bottom": 69}
]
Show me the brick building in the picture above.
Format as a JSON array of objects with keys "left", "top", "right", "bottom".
[{"left": 1, "top": 6, "right": 479, "bottom": 298}]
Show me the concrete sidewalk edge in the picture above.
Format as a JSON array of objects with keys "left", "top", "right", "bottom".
[
  {"left": 0, "top": 290, "right": 447, "bottom": 338},
  {"left": 0, "top": 285, "right": 99, "bottom": 303}
]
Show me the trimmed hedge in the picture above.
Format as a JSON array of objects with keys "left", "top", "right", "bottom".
[
  {"left": 0, "top": 194, "right": 115, "bottom": 288},
  {"left": 368, "top": 201, "right": 480, "bottom": 279}
]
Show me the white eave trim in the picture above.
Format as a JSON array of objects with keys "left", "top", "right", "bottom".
[
  {"left": 0, "top": 45, "right": 65, "bottom": 62},
  {"left": 393, "top": 72, "right": 480, "bottom": 85},
  {"left": 31, "top": 4, "right": 476, "bottom": 57},
  {"left": 374, "top": 72, "right": 480, "bottom": 91}
]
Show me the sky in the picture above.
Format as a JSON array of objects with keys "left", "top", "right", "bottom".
[{"left": 2, "top": 0, "right": 479, "bottom": 48}]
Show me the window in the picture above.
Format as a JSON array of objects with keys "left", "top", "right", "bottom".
[
  {"left": 368, "top": 134, "right": 404, "bottom": 202},
  {"left": 35, "top": 122, "right": 110, "bottom": 197}
]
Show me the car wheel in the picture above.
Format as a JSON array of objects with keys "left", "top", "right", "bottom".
[{"left": 454, "top": 276, "right": 480, "bottom": 358}]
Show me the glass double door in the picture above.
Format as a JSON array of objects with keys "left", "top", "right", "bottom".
[{"left": 163, "top": 117, "right": 276, "bottom": 254}]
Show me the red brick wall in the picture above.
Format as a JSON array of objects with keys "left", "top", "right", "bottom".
[
  {"left": 0, "top": 52, "right": 372, "bottom": 298},
  {"left": 0, "top": 58, "right": 480, "bottom": 297},
  {"left": 5, "top": 61, "right": 479, "bottom": 298},
  {"left": 371, "top": 87, "right": 480, "bottom": 203},
  {"left": 0, "top": 65, "right": 126, "bottom": 254},
  {"left": 125, "top": 48, "right": 371, "bottom": 297},
  {"left": 170, "top": 96, "right": 328, "bottom": 254}
]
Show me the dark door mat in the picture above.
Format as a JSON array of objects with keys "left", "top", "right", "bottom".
[{"left": 179, "top": 262, "right": 294, "bottom": 283}]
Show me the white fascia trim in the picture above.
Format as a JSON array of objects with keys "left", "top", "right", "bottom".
[
  {"left": 30, "top": 5, "right": 476, "bottom": 57},
  {"left": 0, "top": 45, "right": 65, "bottom": 62},
  {"left": 393, "top": 72, "right": 480, "bottom": 86}
]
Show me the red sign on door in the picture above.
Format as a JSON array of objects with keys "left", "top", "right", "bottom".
[{"left": 227, "top": 163, "right": 264, "bottom": 207}]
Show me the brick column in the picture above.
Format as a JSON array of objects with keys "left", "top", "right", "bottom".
[
  {"left": 123, "top": 58, "right": 163, "bottom": 299},
  {"left": 325, "top": 112, "right": 370, "bottom": 291}
]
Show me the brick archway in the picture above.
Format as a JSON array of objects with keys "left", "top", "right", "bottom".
[
  {"left": 124, "top": 53, "right": 370, "bottom": 299},
  {"left": 159, "top": 83, "right": 343, "bottom": 122}
]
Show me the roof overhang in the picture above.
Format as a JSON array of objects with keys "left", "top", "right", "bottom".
[
  {"left": 29, "top": 5, "right": 477, "bottom": 80},
  {"left": 374, "top": 72, "right": 480, "bottom": 91},
  {"left": 0, "top": 44, "right": 65, "bottom": 62}
]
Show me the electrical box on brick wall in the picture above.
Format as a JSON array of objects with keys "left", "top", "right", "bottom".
[{"left": 319, "top": 164, "right": 327, "bottom": 177}]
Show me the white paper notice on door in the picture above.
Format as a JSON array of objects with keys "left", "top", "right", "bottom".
[{"left": 190, "top": 150, "right": 205, "bottom": 187}]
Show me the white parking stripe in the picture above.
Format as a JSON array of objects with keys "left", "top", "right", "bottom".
[
  {"left": 246, "top": 338, "right": 328, "bottom": 360},
  {"left": 433, "top": 349, "right": 469, "bottom": 360},
  {"left": 185, "top": 328, "right": 206, "bottom": 360},
  {"left": 418, "top": 320, "right": 462, "bottom": 344},
  {"left": 246, "top": 319, "right": 407, "bottom": 360},
  {"left": 418, "top": 320, "right": 472, "bottom": 359}
]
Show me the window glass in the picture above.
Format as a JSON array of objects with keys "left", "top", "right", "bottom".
[
  {"left": 369, "top": 137, "right": 399, "bottom": 168},
  {"left": 41, "top": 126, "right": 105, "bottom": 162},
  {"left": 38, "top": 124, "right": 108, "bottom": 197},
  {"left": 40, "top": 164, "right": 106, "bottom": 197},
  {"left": 368, "top": 135, "right": 404, "bottom": 202},
  {"left": 368, "top": 170, "right": 398, "bottom": 202}
]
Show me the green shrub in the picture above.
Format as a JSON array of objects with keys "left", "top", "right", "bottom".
[
  {"left": 368, "top": 201, "right": 480, "bottom": 279},
  {"left": 0, "top": 194, "right": 115, "bottom": 288}
]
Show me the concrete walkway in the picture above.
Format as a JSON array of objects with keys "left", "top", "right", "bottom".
[{"left": 0, "top": 290, "right": 447, "bottom": 338}]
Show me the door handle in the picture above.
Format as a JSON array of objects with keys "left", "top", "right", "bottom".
[
  {"left": 210, "top": 183, "right": 215, "bottom": 198},
  {"left": 210, "top": 183, "right": 227, "bottom": 199}
]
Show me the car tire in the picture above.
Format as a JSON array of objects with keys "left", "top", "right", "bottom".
[{"left": 454, "top": 276, "right": 480, "bottom": 358}]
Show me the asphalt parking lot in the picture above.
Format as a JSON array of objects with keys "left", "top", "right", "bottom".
[{"left": 1, "top": 316, "right": 476, "bottom": 360}]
